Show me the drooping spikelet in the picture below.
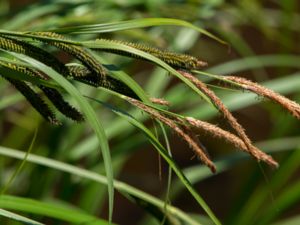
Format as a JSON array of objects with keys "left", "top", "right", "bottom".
[
  {"left": 40, "top": 86, "right": 84, "bottom": 122},
  {"left": 178, "top": 70, "right": 257, "bottom": 157},
  {"left": 126, "top": 97, "right": 216, "bottom": 172},
  {"left": 29, "top": 32, "right": 106, "bottom": 85},
  {"left": 5, "top": 77, "right": 59, "bottom": 124},
  {"left": 0, "top": 61, "right": 84, "bottom": 122},
  {"left": 95, "top": 39, "right": 207, "bottom": 70},
  {"left": 67, "top": 65, "right": 139, "bottom": 99},
  {"left": 224, "top": 76, "right": 300, "bottom": 120},
  {"left": 0, "top": 36, "right": 70, "bottom": 77},
  {"left": 185, "top": 117, "right": 278, "bottom": 168}
]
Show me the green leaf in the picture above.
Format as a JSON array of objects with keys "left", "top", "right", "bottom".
[
  {"left": 92, "top": 54, "right": 151, "bottom": 103},
  {"left": 5, "top": 51, "right": 115, "bottom": 224},
  {"left": 0, "top": 66, "right": 59, "bottom": 90},
  {"left": 0, "top": 92, "right": 23, "bottom": 110},
  {"left": 82, "top": 39, "right": 214, "bottom": 106},
  {"left": 0, "top": 195, "right": 109, "bottom": 225},
  {"left": 51, "top": 18, "right": 226, "bottom": 44},
  {"left": 1, "top": 128, "right": 38, "bottom": 194},
  {"left": 2, "top": 4, "right": 61, "bottom": 30},
  {"left": 86, "top": 97, "right": 221, "bottom": 225},
  {"left": 170, "top": 137, "right": 300, "bottom": 199},
  {"left": 0, "top": 146, "right": 202, "bottom": 225},
  {"left": 272, "top": 215, "right": 300, "bottom": 225},
  {"left": 207, "top": 55, "right": 300, "bottom": 75},
  {"left": 0, "top": 208, "right": 43, "bottom": 225}
]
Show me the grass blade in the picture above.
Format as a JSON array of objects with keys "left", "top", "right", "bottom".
[
  {"left": 2, "top": 4, "right": 61, "bottom": 30},
  {"left": 0, "top": 208, "right": 43, "bottom": 225},
  {"left": 5, "top": 51, "right": 115, "bottom": 223},
  {"left": 87, "top": 97, "right": 221, "bottom": 225},
  {"left": 0, "top": 146, "right": 202, "bottom": 225},
  {"left": 169, "top": 137, "right": 300, "bottom": 200},
  {"left": 207, "top": 55, "right": 300, "bottom": 75},
  {"left": 51, "top": 18, "right": 226, "bottom": 44},
  {"left": 1, "top": 128, "right": 37, "bottom": 194},
  {"left": 83, "top": 39, "right": 214, "bottom": 106},
  {"left": 0, "top": 195, "right": 110, "bottom": 225},
  {"left": 272, "top": 215, "right": 300, "bottom": 225}
]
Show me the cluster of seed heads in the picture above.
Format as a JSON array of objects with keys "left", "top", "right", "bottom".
[{"left": 1, "top": 31, "right": 299, "bottom": 171}]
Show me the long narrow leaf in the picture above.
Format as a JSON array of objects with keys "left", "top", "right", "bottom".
[
  {"left": 83, "top": 39, "right": 214, "bottom": 106},
  {"left": 0, "top": 146, "right": 202, "bottom": 225},
  {"left": 207, "top": 55, "right": 300, "bottom": 74},
  {"left": 0, "top": 208, "right": 43, "bottom": 225},
  {"left": 170, "top": 137, "right": 300, "bottom": 199},
  {"left": 51, "top": 18, "right": 226, "bottom": 44},
  {"left": 0, "top": 195, "right": 109, "bottom": 225},
  {"left": 5, "top": 51, "right": 115, "bottom": 223},
  {"left": 86, "top": 97, "right": 221, "bottom": 225}
]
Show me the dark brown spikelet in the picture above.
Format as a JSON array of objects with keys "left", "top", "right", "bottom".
[
  {"left": 0, "top": 61, "right": 84, "bottom": 122},
  {"left": 39, "top": 86, "right": 84, "bottom": 122},
  {"left": 67, "top": 65, "right": 103, "bottom": 87},
  {"left": 5, "top": 77, "right": 59, "bottom": 124},
  {"left": 224, "top": 76, "right": 300, "bottom": 120},
  {"left": 103, "top": 76, "right": 140, "bottom": 99},
  {"left": 30, "top": 32, "right": 106, "bottom": 85},
  {"left": 186, "top": 117, "right": 278, "bottom": 168},
  {"left": 126, "top": 97, "right": 216, "bottom": 172},
  {"left": 0, "top": 36, "right": 70, "bottom": 77},
  {"left": 67, "top": 65, "right": 139, "bottom": 99},
  {"left": 95, "top": 39, "right": 207, "bottom": 70}
]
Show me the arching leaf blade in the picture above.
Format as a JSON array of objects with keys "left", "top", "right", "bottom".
[
  {"left": 4, "top": 51, "right": 115, "bottom": 224},
  {"left": 51, "top": 18, "right": 226, "bottom": 44}
]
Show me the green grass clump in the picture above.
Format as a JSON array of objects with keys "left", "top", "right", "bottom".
[{"left": 0, "top": 1, "right": 300, "bottom": 225}]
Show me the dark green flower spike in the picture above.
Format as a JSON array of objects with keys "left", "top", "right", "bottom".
[
  {"left": 29, "top": 32, "right": 107, "bottom": 85},
  {"left": 0, "top": 36, "right": 70, "bottom": 77},
  {"left": 95, "top": 39, "right": 207, "bottom": 70},
  {"left": 0, "top": 36, "right": 103, "bottom": 86},
  {"left": 39, "top": 86, "right": 84, "bottom": 122},
  {"left": 0, "top": 61, "right": 84, "bottom": 122},
  {"left": 5, "top": 77, "right": 59, "bottom": 124},
  {"left": 67, "top": 65, "right": 138, "bottom": 99}
]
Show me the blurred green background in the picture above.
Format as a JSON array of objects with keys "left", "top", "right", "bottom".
[{"left": 0, "top": 0, "right": 300, "bottom": 225}]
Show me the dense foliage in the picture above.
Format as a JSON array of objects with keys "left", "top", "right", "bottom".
[{"left": 0, "top": 1, "right": 300, "bottom": 225}]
